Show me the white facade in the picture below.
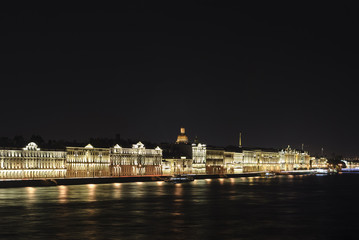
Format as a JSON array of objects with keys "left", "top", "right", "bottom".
[
  {"left": 0, "top": 142, "right": 66, "bottom": 179},
  {"left": 224, "top": 152, "right": 244, "bottom": 173},
  {"left": 192, "top": 143, "right": 206, "bottom": 174},
  {"left": 110, "top": 142, "right": 162, "bottom": 176},
  {"left": 66, "top": 144, "right": 110, "bottom": 164},
  {"left": 279, "top": 146, "right": 310, "bottom": 171},
  {"left": 66, "top": 144, "right": 111, "bottom": 178}
]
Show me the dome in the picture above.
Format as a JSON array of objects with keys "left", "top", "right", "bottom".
[{"left": 176, "top": 128, "right": 189, "bottom": 144}]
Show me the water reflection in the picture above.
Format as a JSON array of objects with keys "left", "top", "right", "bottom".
[
  {"left": 112, "top": 183, "right": 121, "bottom": 199},
  {"left": 87, "top": 184, "right": 96, "bottom": 202},
  {"left": 26, "top": 187, "right": 36, "bottom": 204},
  {"left": 219, "top": 178, "right": 224, "bottom": 185},
  {"left": 174, "top": 183, "right": 183, "bottom": 196},
  {"left": 0, "top": 175, "right": 358, "bottom": 239},
  {"left": 58, "top": 185, "right": 68, "bottom": 204}
]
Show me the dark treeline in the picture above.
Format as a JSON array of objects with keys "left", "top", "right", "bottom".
[
  {"left": 327, "top": 154, "right": 345, "bottom": 167},
  {"left": 0, "top": 134, "right": 161, "bottom": 150}
]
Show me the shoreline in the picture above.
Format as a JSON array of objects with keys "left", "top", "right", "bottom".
[
  {"left": 0, "top": 170, "right": 324, "bottom": 188},
  {"left": 0, "top": 172, "right": 266, "bottom": 188}
]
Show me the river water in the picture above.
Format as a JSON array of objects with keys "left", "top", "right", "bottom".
[{"left": 0, "top": 174, "right": 358, "bottom": 240}]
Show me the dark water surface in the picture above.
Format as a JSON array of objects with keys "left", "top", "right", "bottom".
[{"left": 0, "top": 174, "right": 358, "bottom": 240}]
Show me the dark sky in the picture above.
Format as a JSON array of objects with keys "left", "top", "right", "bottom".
[{"left": 1, "top": 2, "right": 358, "bottom": 156}]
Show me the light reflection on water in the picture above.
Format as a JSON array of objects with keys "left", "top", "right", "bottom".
[
  {"left": 26, "top": 187, "right": 36, "bottom": 204},
  {"left": 0, "top": 175, "right": 358, "bottom": 239},
  {"left": 58, "top": 185, "right": 68, "bottom": 204}
]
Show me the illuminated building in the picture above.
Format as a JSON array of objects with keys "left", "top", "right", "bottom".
[
  {"left": 279, "top": 146, "right": 310, "bottom": 171},
  {"left": 162, "top": 129, "right": 193, "bottom": 175},
  {"left": 223, "top": 151, "right": 243, "bottom": 173},
  {"left": 66, "top": 144, "right": 111, "bottom": 178},
  {"left": 161, "top": 159, "right": 173, "bottom": 175},
  {"left": 310, "top": 157, "right": 328, "bottom": 169},
  {"left": 342, "top": 157, "right": 359, "bottom": 169},
  {"left": 66, "top": 142, "right": 162, "bottom": 177},
  {"left": 206, "top": 148, "right": 225, "bottom": 174},
  {"left": 0, "top": 142, "right": 66, "bottom": 179},
  {"left": 242, "top": 150, "right": 259, "bottom": 172},
  {"left": 192, "top": 143, "right": 206, "bottom": 174},
  {"left": 242, "top": 149, "right": 280, "bottom": 172},
  {"left": 162, "top": 157, "right": 192, "bottom": 175},
  {"left": 176, "top": 128, "right": 189, "bottom": 144},
  {"left": 110, "top": 142, "right": 162, "bottom": 176}
]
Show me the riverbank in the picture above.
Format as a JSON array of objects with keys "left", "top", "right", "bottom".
[
  {"left": 0, "top": 170, "right": 329, "bottom": 188},
  {"left": 277, "top": 170, "right": 315, "bottom": 175},
  {"left": 0, "top": 172, "right": 267, "bottom": 188}
]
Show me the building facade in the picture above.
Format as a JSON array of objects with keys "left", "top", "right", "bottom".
[
  {"left": 342, "top": 158, "right": 359, "bottom": 169},
  {"left": 0, "top": 142, "right": 66, "bottom": 179},
  {"left": 310, "top": 157, "right": 328, "bottom": 169},
  {"left": 223, "top": 151, "right": 243, "bottom": 174},
  {"left": 66, "top": 144, "right": 111, "bottom": 178},
  {"left": 206, "top": 148, "right": 225, "bottom": 174},
  {"left": 279, "top": 146, "right": 310, "bottom": 171},
  {"left": 110, "top": 142, "right": 162, "bottom": 176},
  {"left": 192, "top": 143, "right": 206, "bottom": 174}
]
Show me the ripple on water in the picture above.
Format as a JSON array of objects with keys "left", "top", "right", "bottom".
[{"left": 0, "top": 175, "right": 358, "bottom": 239}]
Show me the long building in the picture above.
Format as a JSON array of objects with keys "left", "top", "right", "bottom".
[
  {"left": 110, "top": 142, "right": 162, "bottom": 176},
  {"left": 66, "top": 142, "right": 162, "bottom": 177},
  {"left": 0, "top": 142, "right": 66, "bottom": 179},
  {"left": 242, "top": 149, "right": 280, "bottom": 172},
  {"left": 279, "top": 145, "right": 310, "bottom": 171},
  {"left": 165, "top": 128, "right": 314, "bottom": 175},
  {"left": 0, "top": 141, "right": 163, "bottom": 180},
  {"left": 66, "top": 144, "right": 111, "bottom": 178},
  {"left": 189, "top": 143, "right": 312, "bottom": 174},
  {"left": 0, "top": 129, "right": 325, "bottom": 180}
]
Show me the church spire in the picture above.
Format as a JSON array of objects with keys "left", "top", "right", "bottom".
[{"left": 239, "top": 132, "right": 242, "bottom": 148}]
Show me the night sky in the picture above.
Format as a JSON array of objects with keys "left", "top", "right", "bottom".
[{"left": 1, "top": 2, "right": 358, "bottom": 156}]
